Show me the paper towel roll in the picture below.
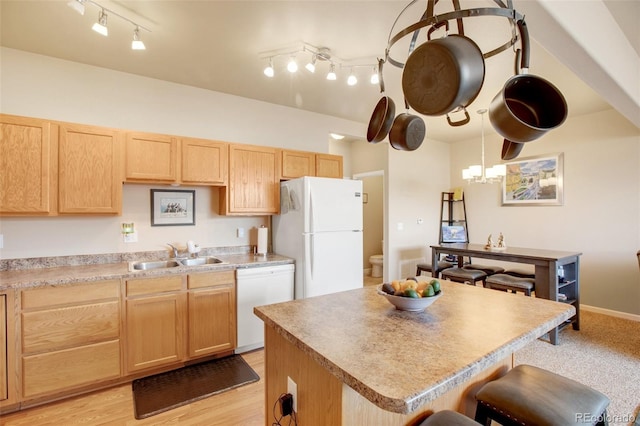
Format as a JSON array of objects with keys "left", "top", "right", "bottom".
[{"left": 257, "top": 226, "right": 268, "bottom": 255}]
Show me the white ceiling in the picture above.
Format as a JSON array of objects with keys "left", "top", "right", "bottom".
[{"left": 1, "top": 0, "right": 638, "bottom": 143}]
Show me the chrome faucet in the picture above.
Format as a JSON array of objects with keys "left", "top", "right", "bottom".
[{"left": 167, "top": 243, "right": 179, "bottom": 259}]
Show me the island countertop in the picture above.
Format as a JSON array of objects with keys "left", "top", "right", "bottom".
[{"left": 254, "top": 280, "right": 575, "bottom": 415}]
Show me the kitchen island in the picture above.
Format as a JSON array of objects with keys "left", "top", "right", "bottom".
[{"left": 254, "top": 280, "right": 574, "bottom": 425}]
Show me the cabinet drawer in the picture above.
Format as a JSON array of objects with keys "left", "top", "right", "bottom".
[
  {"left": 188, "top": 270, "right": 235, "bottom": 289},
  {"left": 22, "top": 340, "right": 120, "bottom": 398},
  {"left": 21, "top": 280, "right": 120, "bottom": 310},
  {"left": 127, "top": 275, "right": 183, "bottom": 297},
  {"left": 22, "top": 301, "right": 120, "bottom": 354}
]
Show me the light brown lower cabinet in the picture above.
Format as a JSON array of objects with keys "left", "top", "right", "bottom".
[
  {"left": 125, "top": 275, "right": 186, "bottom": 373},
  {"left": 187, "top": 271, "right": 236, "bottom": 358},
  {"left": 0, "top": 290, "right": 17, "bottom": 412},
  {"left": 19, "top": 280, "right": 121, "bottom": 400},
  {"left": 125, "top": 270, "right": 236, "bottom": 374}
]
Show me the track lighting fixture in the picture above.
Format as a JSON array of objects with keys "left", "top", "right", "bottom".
[
  {"left": 370, "top": 66, "right": 380, "bottom": 85},
  {"left": 131, "top": 27, "right": 145, "bottom": 50},
  {"left": 264, "top": 58, "right": 275, "bottom": 77},
  {"left": 258, "top": 41, "right": 375, "bottom": 86},
  {"left": 67, "top": 0, "right": 85, "bottom": 15},
  {"left": 326, "top": 64, "right": 337, "bottom": 81},
  {"left": 305, "top": 55, "right": 317, "bottom": 73},
  {"left": 68, "top": 0, "right": 151, "bottom": 49},
  {"left": 347, "top": 69, "right": 357, "bottom": 86},
  {"left": 92, "top": 9, "right": 108, "bottom": 36},
  {"left": 287, "top": 56, "right": 298, "bottom": 73}
]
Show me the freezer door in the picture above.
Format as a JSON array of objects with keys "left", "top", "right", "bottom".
[
  {"left": 303, "top": 230, "right": 363, "bottom": 298},
  {"left": 305, "top": 177, "right": 363, "bottom": 233}
]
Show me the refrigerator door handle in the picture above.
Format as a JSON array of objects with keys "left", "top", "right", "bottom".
[{"left": 305, "top": 233, "right": 314, "bottom": 285}]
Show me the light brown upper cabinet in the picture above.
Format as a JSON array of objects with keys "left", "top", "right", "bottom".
[
  {"left": 220, "top": 144, "right": 280, "bottom": 215},
  {"left": 280, "top": 149, "right": 343, "bottom": 180},
  {"left": 0, "top": 114, "right": 57, "bottom": 215},
  {"left": 281, "top": 149, "right": 316, "bottom": 179},
  {"left": 58, "top": 123, "right": 122, "bottom": 214},
  {"left": 181, "top": 137, "right": 228, "bottom": 185},
  {"left": 125, "top": 132, "right": 178, "bottom": 183},
  {"left": 125, "top": 133, "right": 228, "bottom": 186},
  {"left": 316, "top": 153, "right": 343, "bottom": 178}
]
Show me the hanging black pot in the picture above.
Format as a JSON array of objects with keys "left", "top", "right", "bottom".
[{"left": 489, "top": 20, "right": 568, "bottom": 143}]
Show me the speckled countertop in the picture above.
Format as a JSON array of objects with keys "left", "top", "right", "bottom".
[
  {"left": 0, "top": 252, "right": 293, "bottom": 290},
  {"left": 254, "top": 280, "right": 575, "bottom": 415}
]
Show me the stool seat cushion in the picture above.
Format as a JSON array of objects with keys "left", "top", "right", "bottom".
[
  {"left": 503, "top": 268, "right": 535, "bottom": 278},
  {"left": 419, "top": 410, "right": 478, "bottom": 425},
  {"left": 486, "top": 274, "right": 534, "bottom": 291},
  {"left": 476, "top": 365, "right": 610, "bottom": 426},
  {"left": 463, "top": 264, "right": 505, "bottom": 275},
  {"left": 442, "top": 267, "right": 487, "bottom": 281},
  {"left": 417, "top": 261, "right": 454, "bottom": 272}
]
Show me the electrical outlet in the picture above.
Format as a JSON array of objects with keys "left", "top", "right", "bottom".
[{"left": 287, "top": 376, "right": 298, "bottom": 412}]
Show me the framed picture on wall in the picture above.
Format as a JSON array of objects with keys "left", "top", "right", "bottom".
[
  {"left": 150, "top": 189, "right": 196, "bottom": 226},
  {"left": 502, "top": 153, "right": 564, "bottom": 206}
]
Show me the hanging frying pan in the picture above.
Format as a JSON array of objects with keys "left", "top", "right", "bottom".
[{"left": 367, "top": 59, "right": 396, "bottom": 143}]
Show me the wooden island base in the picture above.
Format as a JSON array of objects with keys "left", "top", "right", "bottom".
[{"left": 265, "top": 327, "right": 512, "bottom": 425}]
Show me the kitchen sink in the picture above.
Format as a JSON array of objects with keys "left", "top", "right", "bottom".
[
  {"left": 180, "top": 257, "right": 225, "bottom": 266},
  {"left": 131, "top": 260, "right": 181, "bottom": 270}
]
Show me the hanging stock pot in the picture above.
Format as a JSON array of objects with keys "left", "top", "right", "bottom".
[
  {"left": 401, "top": 21, "right": 485, "bottom": 126},
  {"left": 490, "top": 20, "right": 568, "bottom": 143}
]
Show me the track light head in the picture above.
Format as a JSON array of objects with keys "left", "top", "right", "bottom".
[
  {"left": 326, "top": 64, "right": 337, "bottom": 81},
  {"left": 264, "top": 58, "right": 275, "bottom": 77},
  {"left": 131, "top": 27, "right": 146, "bottom": 50},
  {"left": 67, "top": 0, "right": 85, "bottom": 15},
  {"left": 92, "top": 9, "right": 108, "bottom": 36},
  {"left": 287, "top": 56, "right": 298, "bottom": 73}
]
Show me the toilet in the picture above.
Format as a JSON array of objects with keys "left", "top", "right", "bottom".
[{"left": 369, "top": 240, "right": 384, "bottom": 278}]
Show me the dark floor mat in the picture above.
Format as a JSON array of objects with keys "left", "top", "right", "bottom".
[{"left": 132, "top": 354, "right": 260, "bottom": 419}]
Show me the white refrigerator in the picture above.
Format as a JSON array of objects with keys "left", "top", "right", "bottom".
[{"left": 273, "top": 176, "right": 363, "bottom": 299}]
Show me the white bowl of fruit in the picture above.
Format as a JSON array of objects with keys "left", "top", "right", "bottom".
[{"left": 377, "top": 278, "right": 442, "bottom": 312}]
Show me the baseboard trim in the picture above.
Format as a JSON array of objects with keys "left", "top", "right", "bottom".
[{"left": 581, "top": 304, "right": 640, "bottom": 322}]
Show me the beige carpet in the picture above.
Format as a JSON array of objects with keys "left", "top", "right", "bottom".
[{"left": 515, "top": 310, "right": 640, "bottom": 426}]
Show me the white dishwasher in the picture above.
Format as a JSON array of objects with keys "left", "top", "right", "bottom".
[{"left": 236, "top": 264, "right": 294, "bottom": 353}]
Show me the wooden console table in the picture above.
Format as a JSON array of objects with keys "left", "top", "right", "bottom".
[{"left": 431, "top": 243, "right": 581, "bottom": 345}]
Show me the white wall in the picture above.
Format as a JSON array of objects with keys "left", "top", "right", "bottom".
[
  {"left": 450, "top": 109, "right": 640, "bottom": 315},
  {"left": 0, "top": 47, "right": 366, "bottom": 258},
  {"left": 1, "top": 47, "right": 638, "bottom": 316}
]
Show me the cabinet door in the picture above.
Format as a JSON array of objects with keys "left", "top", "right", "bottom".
[
  {"left": 126, "top": 292, "right": 186, "bottom": 373},
  {"left": 181, "top": 138, "right": 228, "bottom": 185},
  {"left": 188, "top": 283, "right": 236, "bottom": 358},
  {"left": 223, "top": 144, "right": 280, "bottom": 214},
  {"left": 281, "top": 149, "right": 316, "bottom": 179},
  {"left": 0, "top": 114, "right": 57, "bottom": 215},
  {"left": 58, "top": 123, "right": 122, "bottom": 214},
  {"left": 125, "top": 132, "right": 178, "bottom": 182},
  {"left": 1, "top": 294, "right": 7, "bottom": 401},
  {"left": 316, "top": 154, "right": 343, "bottom": 178}
]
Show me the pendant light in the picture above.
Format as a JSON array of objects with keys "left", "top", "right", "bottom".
[{"left": 462, "top": 109, "right": 506, "bottom": 184}]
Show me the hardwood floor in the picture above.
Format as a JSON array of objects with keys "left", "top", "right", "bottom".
[{"left": 0, "top": 350, "right": 266, "bottom": 426}]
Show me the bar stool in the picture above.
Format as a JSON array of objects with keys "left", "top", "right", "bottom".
[
  {"left": 416, "top": 261, "right": 454, "bottom": 278},
  {"left": 485, "top": 273, "right": 535, "bottom": 296},
  {"left": 442, "top": 267, "right": 488, "bottom": 287},
  {"left": 419, "top": 410, "right": 479, "bottom": 425},
  {"left": 475, "top": 364, "right": 610, "bottom": 426},
  {"left": 463, "top": 264, "right": 505, "bottom": 276},
  {"left": 502, "top": 268, "right": 535, "bottom": 279}
]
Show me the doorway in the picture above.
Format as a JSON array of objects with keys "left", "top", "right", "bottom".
[{"left": 353, "top": 170, "right": 384, "bottom": 285}]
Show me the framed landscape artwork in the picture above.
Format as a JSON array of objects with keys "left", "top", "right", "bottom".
[
  {"left": 150, "top": 189, "right": 196, "bottom": 226},
  {"left": 502, "top": 153, "right": 564, "bottom": 206}
]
